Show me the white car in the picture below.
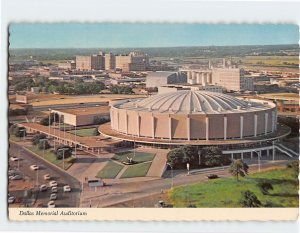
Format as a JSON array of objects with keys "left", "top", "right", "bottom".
[
  {"left": 8, "top": 196, "right": 16, "bottom": 204},
  {"left": 49, "top": 181, "right": 58, "bottom": 187},
  {"left": 63, "top": 185, "right": 71, "bottom": 192},
  {"left": 30, "top": 165, "right": 39, "bottom": 171},
  {"left": 51, "top": 186, "right": 58, "bottom": 193},
  {"left": 10, "top": 157, "right": 19, "bottom": 161},
  {"left": 50, "top": 193, "right": 57, "bottom": 200},
  {"left": 47, "top": 201, "right": 55, "bottom": 208},
  {"left": 39, "top": 184, "right": 47, "bottom": 192},
  {"left": 43, "top": 174, "right": 51, "bottom": 180},
  {"left": 10, "top": 175, "right": 22, "bottom": 180}
]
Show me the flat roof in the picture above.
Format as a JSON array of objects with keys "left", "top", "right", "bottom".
[{"left": 53, "top": 106, "right": 110, "bottom": 116}]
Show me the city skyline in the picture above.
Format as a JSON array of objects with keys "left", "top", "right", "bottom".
[{"left": 9, "top": 23, "right": 299, "bottom": 49}]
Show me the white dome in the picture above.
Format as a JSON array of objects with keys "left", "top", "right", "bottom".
[{"left": 119, "top": 90, "right": 262, "bottom": 114}]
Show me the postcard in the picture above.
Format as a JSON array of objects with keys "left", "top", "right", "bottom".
[{"left": 7, "top": 23, "right": 299, "bottom": 221}]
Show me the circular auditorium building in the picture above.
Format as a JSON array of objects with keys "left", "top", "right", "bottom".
[{"left": 107, "top": 90, "right": 278, "bottom": 142}]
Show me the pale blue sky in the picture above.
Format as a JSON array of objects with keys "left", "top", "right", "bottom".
[{"left": 9, "top": 23, "right": 299, "bottom": 48}]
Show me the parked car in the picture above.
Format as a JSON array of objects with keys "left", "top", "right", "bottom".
[
  {"left": 39, "top": 184, "right": 47, "bottom": 192},
  {"left": 63, "top": 185, "right": 71, "bottom": 192},
  {"left": 10, "top": 175, "right": 22, "bottom": 180},
  {"left": 8, "top": 196, "right": 16, "bottom": 204},
  {"left": 49, "top": 181, "right": 58, "bottom": 187},
  {"left": 30, "top": 165, "right": 39, "bottom": 171},
  {"left": 206, "top": 174, "right": 219, "bottom": 179},
  {"left": 10, "top": 157, "right": 19, "bottom": 161},
  {"left": 50, "top": 193, "right": 57, "bottom": 200},
  {"left": 43, "top": 174, "right": 51, "bottom": 180},
  {"left": 51, "top": 186, "right": 58, "bottom": 193},
  {"left": 47, "top": 201, "right": 55, "bottom": 208}
]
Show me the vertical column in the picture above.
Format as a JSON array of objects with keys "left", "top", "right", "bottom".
[
  {"left": 231, "top": 153, "right": 234, "bottom": 160},
  {"left": 240, "top": 115, "right": 244, "bottom": 139},
  {"left": 169, "top": 115, "right": 172, "bottom": 140},
  {"left": 271, "top": 111, "right": 275, "bottom": 132},
  {"left": 186, "top": 116, "right": 191, "bottom": 141},
  {"left": 125, "top": 111, "right": 128, "bottom": 134},
  {"left": 110, "top": 109, "right": 114, "bottom": 128},
  {"left": 152, "top": 115, "right": 155, "bottom": 139},
  {"left": 267, "top": 149, "right": 270, "bottom": 157},
  {"left": 201, "top": 73, "right": 205, "bottom": 85},
  {"left": 272, "top": 141, "right": 275, "bottom": 161},
  {"left": 254, "top": 114, "right": 258, "bottom": 137},
  {"left": 264, "top": 112, "right": 268, "bottom": 135},
  {"left": 205, "top": 116, "right": 209, "bottom": 140},
  {"left": 187, "top": 71, "right": 191, "bottom": 83},
  {"left": 275, "top": 111, "right": 278, "bottom": 130},
  {"left": 250, "top": 151, "right": 253, "bottom": 159},
  {"left": 137, "top": 114, "right": 140, "bottom": 137},
  {"left": 223, "top": 116, "right": 227, "bottom": 140},
  {"left": 116, "top": 111, "right": 119, "bottom": 131},
  {"left": 241, "top": 152, "right": 244, "bottom": 160},
  {"left": 196, "top": 73, "right": 201, "bottom": 84}
]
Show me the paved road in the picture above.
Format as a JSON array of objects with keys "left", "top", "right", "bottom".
[
  {"left": 81, "top": 159, "right": 294, "bottom": 207},
  {"left": 8, "top": 141, "right": 81, "bottom": 207}
]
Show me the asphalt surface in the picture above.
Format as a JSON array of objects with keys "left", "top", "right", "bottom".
[
  {"left": 8, "top": 141, "right": 81, "bottom": 208},
  {"left": 81, "top": 159, "right": 294, "bottom": 207}
]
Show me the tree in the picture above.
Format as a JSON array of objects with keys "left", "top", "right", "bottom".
[
  {"left": 55, "top": 145, "right": 72, "bottom": 160},
  {"left": 240, "top": 190, "right": 262, "bottom": 207},
  {"left": 9, "top": 125, "right": 26, "bottom": 138},
  {"left": 37, "top": 139, "right": 50, "bottom": 150},
  {"left": 32, "top": 133, "right": 47, "bottom": 145},
  {"left": 202, "top": 146, "right": 231, "bottom": 167},
  {"left": 167, "top": 145, "right": 197, "bottom": 168},
  {"left": 257, "top": 180, "right": 273, "bottom": 195},
  {"left": 229, "top": 159, "right": 249, "bottom": 181}
]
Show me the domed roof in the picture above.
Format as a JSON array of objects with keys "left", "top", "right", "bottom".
[{"left": 118, "top": 90, "right": 264, "bottom": 114}]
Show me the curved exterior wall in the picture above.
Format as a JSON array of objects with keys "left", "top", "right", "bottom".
[{"left": 110, "top": 100, "right": 277, "bottom": 141}]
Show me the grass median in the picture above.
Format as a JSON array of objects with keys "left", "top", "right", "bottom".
[
  {"left": 96, "top": 161, "right": 124, "bottom": 179},
  {"left": 121, "top": 162, "right": 152, "bottom": 179},
  {"left": 112, "top": 151, "right": 155, "bottom": 163},
  {"left": 168, "top": 167, "right": 299, "bottom": 208},
  {"left": 25, "top": 145, "right": 75, "bottom": 170}
]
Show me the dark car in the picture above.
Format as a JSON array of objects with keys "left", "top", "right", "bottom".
[{"left": 207, "top": 174, "right": 219, "bottom": 179}]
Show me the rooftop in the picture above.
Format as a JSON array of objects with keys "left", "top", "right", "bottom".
[
  {"left": 117, "top": 90, "right": 273, "bottom": 114},
  {"left": 52, "top": 106, "right": 110, "bottom": 116}
]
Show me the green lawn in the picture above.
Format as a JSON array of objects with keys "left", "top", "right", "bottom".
[
  {"left": 112, "top": 151, "right": 155, "bottom": 163},
  {"left": 69, "top": 128, "right": 96, "bottom": 137},
  {"left": 121, "top": 162, "right": 152, "bottom": 179},
  {"left": 168, "top": 167, "right": 299, "bottom": 208},
  {"left": 25, "top": 146, "right": 75, "bottom": 170},
  {"left": 96, "top": 161, "right": 124, "bottom": 179}
]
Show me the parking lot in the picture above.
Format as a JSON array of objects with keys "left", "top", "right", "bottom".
[{"left": 8, "top": 141, "right": 81, "bottom": 207}]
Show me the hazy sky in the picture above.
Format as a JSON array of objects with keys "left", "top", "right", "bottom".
[{"left": 9, "top": 23, "right": 299, "bottom": 48}]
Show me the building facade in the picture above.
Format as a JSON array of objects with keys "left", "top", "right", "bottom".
[
  {"left": 76, "top": 55, "right": 105, "bottom": 70},
  {"left": 109, "top": 90, "right": 277, "bottom": 141},
  {"left": 146, "top": 71, "right": 187, "bottom": 88}
]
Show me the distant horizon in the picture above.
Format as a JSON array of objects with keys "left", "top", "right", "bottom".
[
  {"left": 9, "top": 43, "right": 299, "bottom": 50},
  {"left": 9, "top": 23, "right": 299, "bottom": 49}
]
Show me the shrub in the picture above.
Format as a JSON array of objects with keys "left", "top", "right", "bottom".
[
  {"left": 257, "top": 180, "right": 273, "bottom": 195},
  {"left": 240, "top": 190, "right": 262, "bottom": 207}
]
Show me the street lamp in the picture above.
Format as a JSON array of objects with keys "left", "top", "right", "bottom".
[
  {"left": 166, "top": 163, "right": 174, "bottom": 188},
  {"left": 253, "top": 150, "right": 261, "bottom": 172},
  {"left": 39, "top": 138, "right": 48, "bottom": 158},
  {"left": 198, "top": 150, "right": 201, "bottom": 165},
  {"left": 57, "top": 148, "right": 68, "bottom": 170}
]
